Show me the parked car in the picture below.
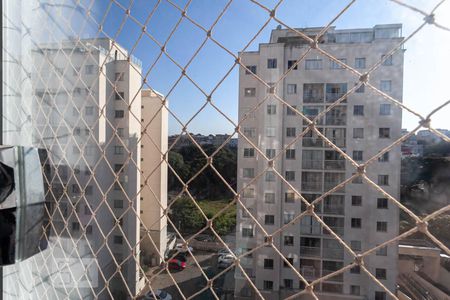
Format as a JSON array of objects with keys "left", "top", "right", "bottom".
[
  {"left": 194, "top": 234, "right": 215, "bottom": 242},
  {"left": 175, "top": 243, "right": 193, "bottom": 254},
  {"left": 144, "top": 289, "right": 172, "bottom": 300},
  {"left": 217, "top": 248, "right": 231, "bottom": 257},
  {"left": 174, "top": 253, "right": 187, "bottom": 262},
  {"left": 217, "top": 254, "right": 234, "bottom": 269},
  {"left": 168, "top": 259, "right": 186, "bottom": 271}
]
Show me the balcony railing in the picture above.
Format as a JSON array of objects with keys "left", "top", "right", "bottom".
[
  {"left": 300, "top": 246, "right": 321, "bottom": 257},
  {"left": 302, "top": 160, "right": 323, "bottom": 169},
  {"left": 324, "top": 181, "right": 345, "bottom": 192},
  {"left": 302, "top": 181, "right": 323, "bottom": 192},
  {"left": 325, "top": 117, "right": 347, "bottom": 126},
  {"left": 322, "top": 247, "right": 344, "bottom": 260},
  {"left": 323, "top": 226, "right": 344, "bottom": 236},
  {"left": 300, "top": 226, "right": 322, "bottom": 235},
  {"left": 323, "top": 205, "right": 345, "bottom": 215},
  {"left": 300, "top": 266, "right": 319, "bottom": 280},
  {"left": 324, "top": 160, "right": 345, "bottom": 170},
  {"left": 325, "top": 93, "right": 347, "bottom": 103},
  {"left": 322, "top": 269, "right": 344, "bottom": 282},
  {"left": 302, "top": 138, "right": 323, "bottom": 147}
]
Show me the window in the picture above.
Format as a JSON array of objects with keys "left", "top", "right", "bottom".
[
  {"left": 378, "top": 175, "right": 389, "bottom": 186},
  {"left": 263, "top": 280, "right": 273, "bottom": 290},
  {"left": 286, "top": 127, "right": 296, "bottom": 137},
  {"left": 377, "top": 198, "right": 388, "bottom": 209},
  {"left": 264, "top": 259, "right": 274, "bottom": 269},
  {"left": 287, "top": 60, "right": 298, "bottom": 70},
  {"left": 353, "top": 150, "right": 363, "bottom": 161},
  {"left": 286, "top": 105, "right": 297, "bottom": 115},
  {"left": 115, "top": 91, "right": 124, "bottom": 100},
  {"left": 243, "top": 127, "right": 256, "bottom": 137},
  {"left": 376, "top": 246, "right": 388, "bottom": 256},
  {"left": 267, "top": 104, "right": 277, "bottom": 115},
  {"left": 286, "top": 149, "right": 296, "bottom": 160},
  {"left": 375, "top": 268, "right": 387, "bottom": 280},
  {"left": 245, "top": 65, "right": 257, "bottom": 74},
  {"left": 115, "top": 72, "right": 124, "bottom": 81},
  {"left": 379, "top": 128, "right": 390, "bottom": 138},
  {"left": 114, "top": 199, "right": 123, "bottom": 208},
  {"left": 353, "top": 105, "right": 364, "bottom": 116},
  {"left": 115, "top": 110, "right": 124, "bottom": 118},
  {"left": 265, "top": 171, "right": 276, "bottom": 182},
  {"left": 72, "top": 222, "right": 80, "bottom": 231},
  {"left": 285, "top": 171, "right": 295, "bottom": 182},
  {"left": 85, "top": 106, "right": 94, "bottom": 116},
  {"left": 242, "top": 227, "right": 254, "bottom": 237},
  {"left": 243, "top": 148, "right": 255, "bottom": 158},
  {"left": 351, "top": 196, "right": 362, "bottom": 206},
  {"left": 355, "top": 57, "right": 366, "bottom": 69},
  {"left": 284, "top": 212, "right": 294, "bottom": 224},
  {"left": 377, "top": 221, "right": 388, "bottom": 232},
  {"left": 380, "top": 103, "right": 391, "bottom": 115},
  {"left": 283, "top": 257, "right": 294, "bottom": 267},
  {"left": 86, "top": 225, "right": 93, "bottom": 234},
  {"left": 266, "top": 149, "right": 275, "bottom": 159},
  {"left": 350, "top": 285, "right": 360, "bottom": 296},
  {"left": 85, "top": 185, "right": 93, "bottom": 195},
  {"left": 375, "top": 291, "right": 387, "bottom": 300},
  {"left": 284, "top": 279, "right": 293, "bottom": 289},
  {"left": 265, "top": 193, "right": 275, "bottom": 203},
  {"left": 266, "top": 127, "right": 275, "bottom": 137},
  {"left": 85, "top": 65, "right": 94, "bottom": 74},
  {"left": 351, "top": 218, "right": 362, "bottom": 228},
  {"left": 353, "top": 128, "right": 364, "bottom": 139},
  {"left": 244, "top": 87, "right": 256, "bottom": 97},
  {"left": 243, "top": 168, "right": 254, "bottom": 178},
  {"left": 350, "top": 266, "right": 360, "bottom": 274},
  {"left": 114, "top": 164, "right": 123, "bottom": 173},
  {"left": 264, "top": 215, "right": 275, "bottom": 225},
  {"left": 84, "top": 205, "right": 91, "bottom": 215},
  {"left": 330, "top": 58, "right": 346, "bottom": 69},
  {"left": 355, "top": 84, "right": 365, "bottom": 93},
  {"left": 117, "top": 128, "right": 125, "bottom": 137},
  {"left": 378, "top": 152, "right": 389, "bottom": 162},
  {"left": 381, "top": 54, "right": 393, "bottom": 66},
  {"left": 267, "top": 58, "right": 277, "bottom": 69},
  {"left": 305, "top": 59, "right": 322, "bottom": 70},
  {"left": 113, "top": 235, "right": 123, "bottom": 244},
  {"left": 285, "top": 192, "right": 295, "bottom": 203},
  {"left": 284, "top": 235, "right": 294, "bottom": 246},
  {"left": 350, "top": 240, "right": 362, "bottom": 251},
  {"left": 114, "top": 146, "right": 124, "bottom": 155},
  {"left": 380, "top": 80, "right": 392, "bottom": 92},
  {"left": 287, "top": 84, "right": 297, "bottom": 94}
]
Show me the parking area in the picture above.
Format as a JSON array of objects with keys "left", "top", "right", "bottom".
[{"left": 140, "top": 251, "right": 235, "bottom": 299}]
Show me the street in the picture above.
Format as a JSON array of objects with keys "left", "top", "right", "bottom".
[{"left": 142, "top": 251, "right": 235, "bottom": 299}]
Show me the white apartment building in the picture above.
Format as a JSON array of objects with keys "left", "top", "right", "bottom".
[
  {"left": 32, "top": 39, "right": 166, "bottom": 299},
  {"left": 236, "top": 25, "right": 403, "bottom": 300}
]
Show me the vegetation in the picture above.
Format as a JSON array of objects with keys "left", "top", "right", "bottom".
[
  {"left": 169, "top": 197, "right": 236, "bottom": 236},
  {"left": 168, "top": 144, "right": 237, "bottom": 200}
]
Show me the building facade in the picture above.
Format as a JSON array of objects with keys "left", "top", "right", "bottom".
[
  {"left": 32, "top": 39, "right": 166, "bottom": 299},
  {"left": 236, "top": 25, "right": 404, "bottom": 300}
]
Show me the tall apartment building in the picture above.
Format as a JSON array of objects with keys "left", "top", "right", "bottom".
[
  {"left": 236, "top": 25, "right": 403, "bottom": 300},
  {"left": 32, "top": 39, "right": 167, "bottom": 299}
]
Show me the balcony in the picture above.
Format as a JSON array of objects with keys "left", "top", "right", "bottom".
[
  {"left": 323, "top": 247, "right": 344, "bottom": 260},
  {"left": 302, "top": 160, "right": 323, "bottom": 169},
  {"left": 323, "top": 204, "right": 344, "bottom": 215},
  {"left": 324, "top": 160, "right": 345, "bottom": 170},
  {"left": 300, "top": 246, "right": 321, "bottom": 257},
  {"left": 302, "top": 137, "right": 323, "bottom": 147},
  {"left": 322, "top": 269, "right": 344, "bottom": 282},
  {"left": 302, "top": 181, "right": 322, "bottom": 192},
  {"left": 323, "top": 226, "right": 344, "bottom": 236},
  {"left": 300, "top": 266, "right": 320, "bottom": 280},
  {"left": 300, "top": 225, "right": 322, "bottom": 235}
]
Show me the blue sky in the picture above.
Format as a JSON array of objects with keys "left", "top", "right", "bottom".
[{"left": 84, "top": 0, "right": 450, "bottom": 135}]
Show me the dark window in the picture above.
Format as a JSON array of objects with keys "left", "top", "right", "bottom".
[
  {"left": 377, "top": 198, "right": 388, "bottom": 209},
  {"left": 115, "top": 91, "right": 124, "bottom": 100},
  {"left": 353, "top": 151, "right": 363, "bottom": 161},
  {"left": 375, "top": 292, "right": 387, "bottom": 300},
  {"left": 375, "top": 268, "right": 387, "bottom": 279},
  {"left": 267, "top": 59, "right": 277, "bottom": 69},
  {"left": 286, "top": 127, "right": 296, "bottom": 137},
  {"left": 351, "top": 218, "right": 361, "bottom": 228},
  {"left": 377, "top": 221, "right": 388, "bottom": 232},
  {"left": 284, "top": 279, "right": 293, "bottom": 289},
  {"left": 355, "top": 85, "right": 365, "bottom": 93},
  {"left": 379, "top": 128, "right": 390, "bottom": 138},
  {"left": 267, "top": 104, "right": 277, "bottom": 115},
  {"left": 350, "top": 266, "right": 360, "bottom": 274},
  {"left": 263, "top": 280, "right": 273, "bottom": 290},
  {"left": 113, "top": 235, "right": 123, "bottom": 244},
  {"left": 285, "top": 171, "right": 295, "bottom": 182},
  {"left": 266, "top": 149, "right": 275, "bottom": 159},
  {"left": 351, "top": 196, "right": 362, "bottom": 206},
  {"left": 378, "top": 175, "right": 389, "bottom": 186},
  {"left": 284, "top": 236, "right": 294, "bottom": 246},
  {"left": 286, "top": 105, "right": 297, "bottom": 115},
  {"left": 286, "top": 149, "right": 296, "bottom": 160},
  {"left": 245, "top": 65, "right": 257, "bottom": 74},
  {"left": 264, "top": 259, "right": 274, "bottom": 269},
  {"left": 287, "top": 60, "right": 298, "bottom": 70},
  {"left": 264, "top": 215, "right": 275, "bottom": 225},
  {"left": 353, "top": 105, "right": 364, "bottom": 116},
  {"left": 283, "top": 257, "right": 294, "bottom": 267},
  {"left": 115, "top": 110, "right": 124, "bottom": 118},
  {"left": 378, "top": 152, "right": 389, "bottom": 162}
]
